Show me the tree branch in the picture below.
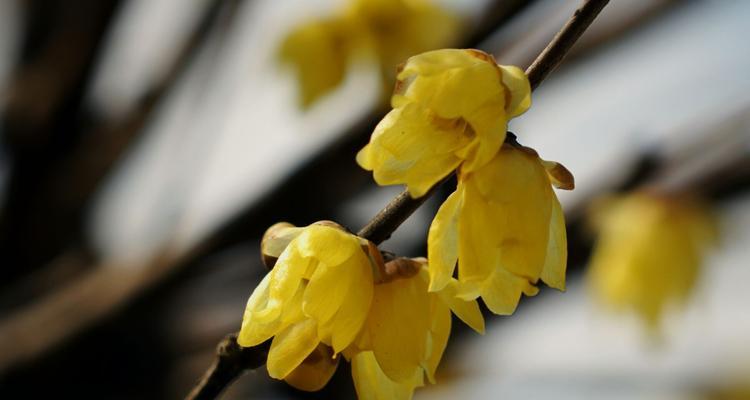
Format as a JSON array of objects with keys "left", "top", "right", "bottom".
[
  {"left": 186, "top": 1, "right": 610, "bottom": 398},
  {"left": 185, "top": 335, "right": 269, "bottom": 400}
]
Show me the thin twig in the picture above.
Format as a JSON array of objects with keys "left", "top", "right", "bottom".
[
  {"left": 185, "top": 334, "right": 269, "bottom": 400},
  {"left": 359, "top": 0, "right": 610, "bottom": 244},
  {"left": 186, "top": 1, "right": 610, "bottom": 398}
]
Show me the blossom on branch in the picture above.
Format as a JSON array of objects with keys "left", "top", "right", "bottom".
[
  {"left": 428, "top": 143, "right": 573, "bottom": 314},
  {"left": 238, "top": 223, "right": 374, "bottom": 386},
  {"left": 587, "top": 191, "right": 718, "bottom": 330},
  {"left": 239, "top": 223, "right": 483, "bottom": 397},
  {"left": 357, "top": 48, "right": 531, "bottom": 197}
]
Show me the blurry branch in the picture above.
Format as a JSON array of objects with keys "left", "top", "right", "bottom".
[
  {"left": 0, "top": 0, "right": 122, "bottom": 280},
  {"left": 184, "top": 335, "right": 269, "bottom": 400},
  {"left": 0, "top": 0, "right": 243, "bottom": 372},
  {"left": 0, "top": 0, "right": 239, "bottom": 313},
  {"left": 185, "top": 1, "right": 611, "bottom": 398}
]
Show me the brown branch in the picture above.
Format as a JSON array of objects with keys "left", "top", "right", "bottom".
[
  {"left": 185, "top": 1, "right": 610, "bottom": 398},
  {"left": 185, "top": 335, "right": 269, "bottom": 400},
  {"left": 359, "top": 0, "right": 610, "bottom": 244}
]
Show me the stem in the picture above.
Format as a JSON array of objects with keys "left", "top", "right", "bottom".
[
  {"left": 358, "top": 0, "right": 609, "bottom": 245},
  {"left": 185, "top": 335, "right": 269, "bottom": 400},
  {"left": 186, "top": 0, "right": 610, "bottom": 397}
]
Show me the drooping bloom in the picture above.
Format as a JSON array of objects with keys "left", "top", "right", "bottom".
[
  {"left": 428, "top": 143, "right": 574, "bottom": 314},
  {"left": 346, "top": 257, "right": 485, "bottom": 399},
  {"left": 238, "top": 222, "right": 374, "bottom": 386},
  {"left": 357, "top": 48, "right": 531, "bottom": 197},
  {"left": 280, "top": 0, "right": 460, "bottom": 107},
  {"left": 587, "top": 191, "right": 718, "bottom": 329},
  {"left": 241, "top": 223, "right": 484, "bottom": 397}
]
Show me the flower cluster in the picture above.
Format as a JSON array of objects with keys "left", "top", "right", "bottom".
[
  {"left": 587, "top": 191, "right": 717, "bottom": 330},
  {"left": 279, "top": 0, "right": 460, "bottom": 107},
  {"left": 358, "top": 48, "right": 573, "bottom": 314},
  {"left": 239, "top": 222, "right": 483, "bottom": 398},
  {"left": 239, "top": 48, "right": 575, "bottom": 399}
]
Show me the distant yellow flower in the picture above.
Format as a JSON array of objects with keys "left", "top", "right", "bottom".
[
  {"left": 347, "top": 257, "right": 484, "bottom": 399},
  {"left": 357, "top": 49, "right": 531, "bottom": 197},
  {"left": 280, "top": 0, "right": 461, "bottom": 107},
  {"left": 279, "top": 18, "right": 353, "bottom": 108},
  {"left": 238, "top": 223, "right": 374, "bottom": 387},
  {"left": 587, "top": 191, "right": 718, "bottom": 329},
  {"left": 428, "top": 143, "right": 573, "bottom": 314}
]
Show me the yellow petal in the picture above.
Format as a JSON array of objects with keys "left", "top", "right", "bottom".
[
  {"left": 279, "top": 18, "right": 352, "bottom": 107},
  {"left": 238, "top": 273, "right": 280, "bottom": 347},
  {"left": 351, "top": 351, "right": 423, "bottom": 400},
  {"left": 499, "top": 65, "right": 531, "bottom": 118},
  {"left": 256, "top": 245, "right": 309, "bottom": 324},
  {"left": 367, "top": 276, "right": 430, "bottom": 382},
  {"left": 296, "top": 225, "right": 359, "bottom": 266},
  {"left": 480, "top": 268, "right": 539, "bottom": 315},
  {"left": 427, "top": 189, "right": 462, "bottom": 291},
  {"left": 396, "top": 49, "right": 505, "bottom": 120},
  {"left": 267, "top": 318, "right": 319, "bottom": 379},
  {"left": 356, "top": 102, "right": 468, "bottom": 198},
  {"left": 423, "top": 294, "right": 451, "bottom": 383},
  {"left": 284, "top": 344, "right": 339, "bottom": 392},
  {"left": 328, "top": 255, "right": 374, "bottom": 353},
  {"left": 437, "top": 278, "right": 485, "bottom": 334},
  {"left": 541, "top": 194, "right": 567, "bottom": 291},
  {"left": 468, "top": 146, "right": 554, "bottom": 281}
]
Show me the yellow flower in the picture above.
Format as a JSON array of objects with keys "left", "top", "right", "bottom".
[
  {"left": 279, "top": 18, "right": 353, "bottom": 108},
  {"left": 347, "top": 258, "right": 484, "bottom": 399},
  {"left": 587, "top": 192, "right": 718, "bottom": 329},
  {"left": 279, "top": 0, "right": 461, "bottom": 108},
  {"left": 428, "top": 143, "right": 573, "bottom": 314},
  {"left": 238, "top": 223, "right": 374, "bottom": 386},
  {"left": 357, "top": 49, "right": 531, "bottom": 197},
  {"left": 345, "top": 0, "right": 461, "bottom": 85}
]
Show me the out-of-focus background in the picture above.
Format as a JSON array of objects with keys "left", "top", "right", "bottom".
[{"left": 0, "top": 0, "right": 748, "bottom": 398}]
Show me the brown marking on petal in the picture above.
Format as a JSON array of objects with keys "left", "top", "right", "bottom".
[
  {"left": 312, "top": 220, "right": 346, "bottom": 231},
  {"left": 429, "top": 112, "right": 467, "bottom": 132},
  {"left": 261, "top": 222, "right": 296, "bottom": 269},
  {"left": 542, "top": 160, "right": 575, "bottom": 190},
  {"left": 375, "top": 257, "right": 421, "bottom": 284},
  {"left": 465, "top": 49, "right": 496, "bottom": 64}
]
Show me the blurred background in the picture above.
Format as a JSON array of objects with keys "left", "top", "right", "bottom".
[{"left": 0, "top": 0, "right": 748, "bottom": 398}]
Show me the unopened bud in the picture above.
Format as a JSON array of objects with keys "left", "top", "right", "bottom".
[{"left": 261, "top": 222, "right": 302, "bottom": 269}]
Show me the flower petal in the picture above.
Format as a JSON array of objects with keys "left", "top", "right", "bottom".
[
  {"left": 356, "top": 102, "right": 467, "bottom": 198},
  {"left": 437, "top": 279, "right": 485, "bottom": 334},
  {"left": 499, "top": 65, "right": 531, "bottom": 118},
  {"left": 480, "top": 268, "right": 539, "bottom": 315},
  {"left": 427, "top": 189, "right": 462, "bottom": 291},
  {"left": 284, "top": 344, "right": 339, "bottom": 392},
  {"left": 267, "top": 318, "right": 320, "bottom": 379},
  {"left": 541, "top": 194, "right": 567, "bottom": 290},
  {"left": 368, "top": 277, "right": 429, "bottom": 382},
  {"left": 328, "top": 250, "right": 374, "bottom": 353},
  {"left": 422, "top": 295, "right": 451, "bottom": 383},
  {"left": 351, "top": 351, "right": 423, "bottom": 400}
]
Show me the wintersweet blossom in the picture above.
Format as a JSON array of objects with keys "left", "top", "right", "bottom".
[
  {"left": 240, "top": 223, "right": 484, "bottom": 398},
  {"left": 346, "top": 257, "right": 484, "bottom": 399},
  {"left": 587, "top": 191, "right": 718, "bottom": 329},
  {"left": 428, "top": 143, "right": 573, "bottom": 314},
  {"left": 238, "top": 223, "right": 374, "bottom": 386},
  {"left": 280, "top": 0, "right": 460, "bottom": 107},
  {"left": 357, "top": 48, "right": 531, "bottom": 197}
]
